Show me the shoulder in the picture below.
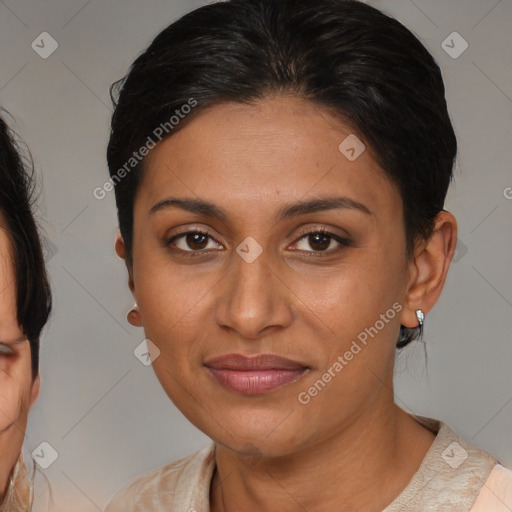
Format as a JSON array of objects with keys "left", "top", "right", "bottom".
[
  {"left": 471, "top": 464, "right": 512, "bottom": 511},
  {"left": 385, "top": 416, "right": 502, "bottom": 511},
  {"left": 411, "top": 416, "right": 512, "bottom": 511},
  {"left": 104, "top": 442, "right": 216, "bottom": 512}
]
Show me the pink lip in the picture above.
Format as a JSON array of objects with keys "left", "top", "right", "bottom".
[{"left": 204, "top": 354, "right": 310, "bottom": 395}]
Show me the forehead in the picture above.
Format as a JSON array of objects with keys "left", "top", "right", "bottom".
[
  {"left": 137, "top": 96, "right": 400, "bottom": 220},
  {"left": 0, "top": 219, "right": 14, "bottom": 280},
  {"left": 0, "top": 224, "right": 16, "bottom": 318}
]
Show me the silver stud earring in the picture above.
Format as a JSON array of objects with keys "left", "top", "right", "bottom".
[{"left": 415, "top": 309, "right": 424, "bottom": 328}]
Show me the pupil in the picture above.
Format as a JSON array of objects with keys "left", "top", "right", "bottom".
[
  {"left": 187, "top": 233, "right": 207, "bottom": 250},
  {"left": 310, "top": 233, "right": 330, "bottom": 251}
]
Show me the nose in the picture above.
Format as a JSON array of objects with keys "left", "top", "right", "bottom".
[{"left": 212, "top": 247, "right": 294, "bottom": 340}]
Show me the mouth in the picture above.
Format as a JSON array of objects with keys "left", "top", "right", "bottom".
[{"left": 204, "top": 353, "right": 310, "bottom": 396}]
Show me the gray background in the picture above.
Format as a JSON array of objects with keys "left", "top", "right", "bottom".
[{"left": 0, "top": 0, "right": 511, "bottom": 510}]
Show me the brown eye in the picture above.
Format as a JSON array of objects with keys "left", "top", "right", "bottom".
[
  {"left": 0, "top": 343, "right": 15, "bottom": 356},
  {"left": 307, "top": 232, "right": 331, "bottom": 251},
  {"left": 185, "top": 232, "right": 209, "bottom": 250},
  {"left": 166, "top": 230, "right": 224, "bottom": 253},
  {"left": 291, "top": 229, "right": 350, "bottom": 254}
]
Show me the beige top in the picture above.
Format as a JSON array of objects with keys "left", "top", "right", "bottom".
[
  {"left": 105, "top": 417, "right": 512, "bottom": 511},
  {"left": 0, "top": 455, "right": 31, "bottom": 512}
]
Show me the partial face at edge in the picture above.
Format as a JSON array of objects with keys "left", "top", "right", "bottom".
[
  {"left": 0, "top": 222, "right": 39, "bottom": 498},
  {"left": 123, "top": 96, "right": 414, "bottom": 455}
]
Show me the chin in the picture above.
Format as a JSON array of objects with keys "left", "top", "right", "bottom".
[{"left": 196, "top": 405, "right": 305, "bottom": 455}]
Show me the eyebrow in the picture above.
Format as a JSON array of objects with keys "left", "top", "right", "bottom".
[
  {"left": 149, "top": 195, "right": 372, "bottom": 221},
  {"left": 0, "top": 335, "right": 28, "bottom": 345}
]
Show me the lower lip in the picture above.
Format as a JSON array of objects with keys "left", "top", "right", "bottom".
[{"left": 206, "top": 368, "right": 309, "bottom": 395}]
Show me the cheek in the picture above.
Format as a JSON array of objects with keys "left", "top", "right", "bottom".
[
  {"left": 134, "top": 247, "right": 219, "bottom": 339},
  {"left": 0, "top": 374, "right": 29, "bottom": 432},
  {"left": 138, "top": 276, "right": 207, "bottom": 340},
  {"left": 290, "top": 252, "right": 405, "bottom": 336},
  {"left": 0, "top": 349, "right": 38, "bottom": 432},
  {"left": 135, "top": 275, "right": 209, "bottom": 396}
]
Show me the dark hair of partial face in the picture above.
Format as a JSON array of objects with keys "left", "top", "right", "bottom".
[
  {"left": 0, "top": 111, "right": 52, "bottom": 378},
  {"left": 106, "top": 0, "right": 457, "bottom": 348}
]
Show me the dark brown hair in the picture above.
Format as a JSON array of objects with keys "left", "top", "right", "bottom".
[
  {"left": 107, "top": 0, "right": 456, "bottom": 347},
  {"left": 0, "top": 111, "right": 52, "bottom": 376}
]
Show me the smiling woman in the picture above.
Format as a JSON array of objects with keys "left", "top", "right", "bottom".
[
  {"left": 0, "top": 113, "right": 52, "bottom": 512},
  {"left": 104, "top": 1, "right": 512, "bottom": 511}
]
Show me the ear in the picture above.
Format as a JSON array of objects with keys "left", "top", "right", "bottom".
[
  {"left": 114, "top": 231, "right": 135, "bottom": 295},
  {"left": 400, "top": 211, "right": 458, "bottom": 328},
  {"left": 30, "top": 374, "right": 41, "bottom": 407}
]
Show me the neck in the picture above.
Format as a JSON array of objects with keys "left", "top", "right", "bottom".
[{"left": 210, "top": 399, "right": 435, "bottom": 512}]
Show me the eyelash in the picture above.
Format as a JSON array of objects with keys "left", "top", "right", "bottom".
[
  {"left": 292, "top": 227, "right": 351, "bottom": 255},
  {"left": 165, "top": 227, "right": 351, "bottom": 257}
]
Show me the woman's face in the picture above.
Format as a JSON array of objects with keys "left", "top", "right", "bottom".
[
  {"left": 123, "top": 96, "right": 422, "bottom": 456},
  {"left": 0, "top": 222, "right": 39, "bottom": 497}
]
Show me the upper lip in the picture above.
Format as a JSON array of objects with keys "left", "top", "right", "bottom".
[{"left": 204, "top": 354, "right": 309, "bottom": 371}]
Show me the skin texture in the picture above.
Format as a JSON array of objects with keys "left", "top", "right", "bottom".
[
  {"left": 0, "top": 219, "right": 39, "bottom": 501},
  {"left": 116, "top": 96, "right": 457, "bottom": 511}
]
